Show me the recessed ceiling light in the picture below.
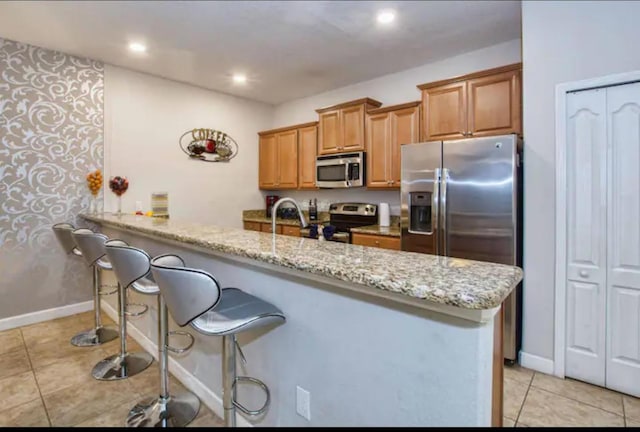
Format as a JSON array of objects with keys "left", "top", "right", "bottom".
[
  {"left": 128, "top": 42, "right": 147, "bottom": 53},
  {"left": 377, "top": 10, "right": 396, "bottom": 24},
  {"left": 232, "top": 74, "right": 247, "bottom": 84}
]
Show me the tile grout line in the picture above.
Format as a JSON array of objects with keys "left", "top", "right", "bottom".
[
  {"left": 528, "top": 380, "right": 627, "bottom": 418},
  {"left": 622, "top": 395, "right": 626, "bottom": 427},
  {"left": 513, "top": 371, "right": 534, "bottom": 425},
  {"left": 19, "top": 328, "right": 53, "bottom": 427}
]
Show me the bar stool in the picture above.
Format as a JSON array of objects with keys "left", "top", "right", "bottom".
[
  {"left": 52, "top": 223, "right": 118, "bottom": 346},
  {"left": 71, "top": 230, "right": 153, "bottom": 380},
  {"left": 150, "top": 254, "right": 286, "bottom": 427},
  {"left": 104, "top": 243, "right": 200, "bottom": 427}
]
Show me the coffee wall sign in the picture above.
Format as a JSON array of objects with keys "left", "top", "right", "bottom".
[{"left": 179, "top": 128, "right": 238, "bottom": 162}]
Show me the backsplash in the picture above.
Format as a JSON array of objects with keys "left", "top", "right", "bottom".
[
  {"left": 261, "top": 189, "right": 401, "bottom": 215},
  {"left": 0, "top": 37, "right": 103, "bottom": 319}
]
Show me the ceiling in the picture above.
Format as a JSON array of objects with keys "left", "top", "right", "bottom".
[{"left": 0, "top": 1, "right": 521, "bottom": 105}]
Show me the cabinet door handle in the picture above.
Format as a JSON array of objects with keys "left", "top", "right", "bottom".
[{"left": 579, "top": 270, "right": 589, "bottom": 278}]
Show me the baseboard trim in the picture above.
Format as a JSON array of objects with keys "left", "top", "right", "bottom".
[
  {"left": 0, "top": 300, "right": 94, "bottom": 331},
  {"left": 519, "top": 351, "right": 555, "bottom": 375},
  {"left": 101, "top": 302, "right": 252, "bottom": 427}
]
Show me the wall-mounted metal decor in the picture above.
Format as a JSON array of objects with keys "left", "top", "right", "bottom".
[{"left": 179, "top": 128, "right": 238, "bottom": 162}]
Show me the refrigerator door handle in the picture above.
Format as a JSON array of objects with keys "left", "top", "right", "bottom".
[
  {"left": 432, "top": 168, "right": 440, "bottom": 255},
  {"left": 441, "top": 168, "right": 449, "bottom": 256}
]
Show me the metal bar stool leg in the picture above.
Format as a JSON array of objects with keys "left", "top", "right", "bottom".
[
  {"left": 71, "top": 266, "right": 118, "bottom": 347},
  {"left": 223, "top": 335, "right": 237, "bottom": 427},
  {"left": 125, "top": 296, "right": 200, "bottom": 427},
  {"left": 91, "top": 282, "right": 154, "bottom": 380}
]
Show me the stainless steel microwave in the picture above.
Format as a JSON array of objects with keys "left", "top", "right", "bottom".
[{"left": 316, "top": 152, "right": 365, "bottom": 188}]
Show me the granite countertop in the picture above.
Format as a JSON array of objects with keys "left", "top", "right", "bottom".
[
  {"left": 350, "top": 224, "right": 401, "bottom": 238},
  {"left": 83, "top": 213, "right": 522, "bottom": 312}
]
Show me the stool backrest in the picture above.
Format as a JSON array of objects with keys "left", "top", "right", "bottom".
[
  {"left": 71, "top": 229, "right": 109, "bottom": 266},
  {"left": 150, "top": 254, "right": 222, "bottom": 327},
  {"left": 52, "top": 223, "right": 82, "bottom": 256},
  {"left": 105, "top": 240, "right": 152, "bottom": 289}
]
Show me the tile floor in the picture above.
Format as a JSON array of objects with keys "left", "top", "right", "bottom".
[
  {"left": 1, "top": 311, "right": 638, "bottom": 427},
  {"left": 0, "top": 311, "right": 223, "bottom": 427},
  {"left": 504, "top": 363, "right": 639, "bottom": 427}
]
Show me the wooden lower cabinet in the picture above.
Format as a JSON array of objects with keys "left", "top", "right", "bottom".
[
  {"left": 244, "top": 222, "right": 301, "bottom": 237},
  {"left": 243, "top": 221, "right": 261, "bottom": 232},
  {"left": 281, "top": 225, "right": 301, "bottom": 237},
  {"left": 351, "top": 233, "right": 401, "bottom": 251},
  {"left": 260, "top": 223, "right": 281, "bottom": 234}
]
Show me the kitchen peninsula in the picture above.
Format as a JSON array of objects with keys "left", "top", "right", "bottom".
[{"left": 82, "top": 213, "right": 522, "bottom": 427}]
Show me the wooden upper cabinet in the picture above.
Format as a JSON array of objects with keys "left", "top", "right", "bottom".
[
  {"left": 366, "top": 112, "right": 390, "bottom": 188},
  {"left": 422, "top": 81, "right": 467, "bottom": 141},
  {"left": 366, "top": 101, "right": 420, "bottom": 189},
  {"left": 467, "top": 69, "right": 521, "bottom": 137},
  {"left": 341, "top": 104, "right": 365, "bottom": 152},
  {"left": 389, "top": 104, "right": 420, "bottom": 185},
  {"left": 259, "top": 134, "right": 277, "bottom": 189},
  {"left": 418, "top": 63, "right": 522, "bottom": 141},
  {"left": 258, "top": 121, "right": 317, "bottom": 190},
  {"left": 277, "top": 129, "right": 298, "bottom": 188},
  {"left": 316, "top": 98, "right": 382, "bottom": 155},
  {"left": 298, "top": 125, "right": 318, "bottom": 189},
  {"left": 318, "top": 110, "right": 341, "bottom": 154}
]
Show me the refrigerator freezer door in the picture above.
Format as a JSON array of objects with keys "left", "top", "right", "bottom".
[
  {"left": 401, "top": 141, "right": 442, "bottom": 254},
  {"left": 441, "top": 135, "right": 517, "bottom": 265}
]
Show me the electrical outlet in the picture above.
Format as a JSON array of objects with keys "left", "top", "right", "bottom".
[{"left": 296, "top": 386, "right": 311, "bottom": 421}]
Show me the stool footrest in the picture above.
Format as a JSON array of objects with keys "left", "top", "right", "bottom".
[
  {"left": 125, "top": 303, "right": 149, "bottom": 317},
  {"left": 167, "top": 331, "right": 195, "bottom": 354},
  {"left": 98, "top": 284, "right": 118, "bottom": 296},
  {"left": 232, "top": 376, "right": 271, "bottom": 416}
]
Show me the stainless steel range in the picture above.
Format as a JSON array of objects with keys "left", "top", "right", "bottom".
[{"left": 301, "top": 203, "right": 377, "bottom": 243}]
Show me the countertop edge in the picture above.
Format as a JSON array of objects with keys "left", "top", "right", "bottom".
[
  {"left": 81, "top": 214, "right": 522, "bottom": 317},
  {"left": 242, "top": 217, "right": 302, "bottom": 227},
  {"left": 350, "top": 225, "right": 401, "bottom": 238}
]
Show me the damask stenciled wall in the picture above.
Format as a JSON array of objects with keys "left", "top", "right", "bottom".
[{"left": 0, "top": 37, "right": 103, "bottom": 320}]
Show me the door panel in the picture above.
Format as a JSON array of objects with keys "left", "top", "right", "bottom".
[
  {"left": 366, "top": 112, "right": 390, "bottom": 188},
  {"left": 318, "top": 110, "right": 341, "bottom": 155},
  {"left": 298, "top": 125, "right": 318, "bottom": 189},
  {"left": 277, "top": 129, "right": 298, "bottom": 188},
  {"left": 342, "top": 104, "right": 365, "bottom": 151},
  {"left": 259, "top": 134, "right": 277, "bottom": 189},
  {"left": 606, "top": 82, "right": 640, "bottom": 396},
  {"left": 565, "top": 88, "right": 607, "bottom": 386},
  {"left": 390, "top": 106, "right": 420, "bottom": 186},
  {"left": 422, "top": 81, "right": 467, "bottom": 141},
  {"left": 566, "top": 281, "right": 603, "bottom": 385}
]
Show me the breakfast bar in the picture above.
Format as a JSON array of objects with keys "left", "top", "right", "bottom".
[{"left": 82, "top": 213, "right": 522, "bottom": 427}]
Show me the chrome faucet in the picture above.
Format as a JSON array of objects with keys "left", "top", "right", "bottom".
[{"left": 272, "top": 197, "right": 308, "bottom": 234}]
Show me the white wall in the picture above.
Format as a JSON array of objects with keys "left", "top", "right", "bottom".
[
  {"left": 104, "top": 65, "right": 273, "bottom": 228},
  {"left": 521, "top": 1, "right": 640, "bottom": 364},
  {"left": 270, "top": 39, "right": 522, "bottom": 214}
]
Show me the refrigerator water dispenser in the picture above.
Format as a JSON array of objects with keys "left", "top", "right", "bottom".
[{"left": 409, "top": 192, "right": 432, "bottom": 233}]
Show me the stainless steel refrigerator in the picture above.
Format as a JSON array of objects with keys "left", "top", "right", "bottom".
[{"left": 400, "top": 134, "right": 523, "bottom": 363}]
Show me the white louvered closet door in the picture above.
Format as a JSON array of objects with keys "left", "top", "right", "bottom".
[
  {"left": 565, "top": 88, "right": 608, "bottom": 387},
  {"left": 606, "top": 82, "right": 640, "bottom": 397}
]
